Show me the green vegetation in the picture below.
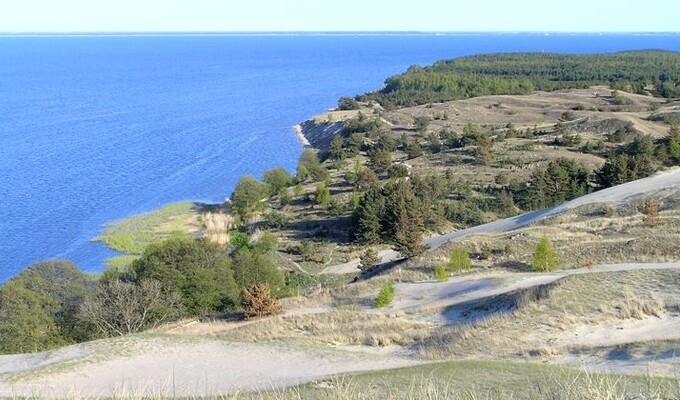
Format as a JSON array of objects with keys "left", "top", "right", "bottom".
[
  {"left": 0, "top": 261, "right": 94, "bottom": 354},
  {"left": 448, "top": 246, "right": 472, "bottom": 272},
  {"left": 532, "top": 236, "right": 559, "bottom": 272},
  {"left": 375, "top": 282, "right": 395, "bottom": 308},
  {"left": 94, "top": 202, "right": 196, "bottom": 255},
  {"left": 435, "top": 264, "right": 448, "bottom": 282},
  {"left": 361, "top": 51, "right": 680, "bottom": 107}
]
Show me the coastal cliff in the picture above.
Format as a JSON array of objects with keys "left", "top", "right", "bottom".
[{"left": 297, "top": 118, "right": 345, "bottom": 152}]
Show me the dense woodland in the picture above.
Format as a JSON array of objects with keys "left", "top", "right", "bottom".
[
  {"left": 2, "top": 51, "right": 680, "bottom": 355},
  {"left": 359, "top": 51, "right": 680, "bottom": 107}
]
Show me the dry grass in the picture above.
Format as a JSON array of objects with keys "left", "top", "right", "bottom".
[
  {"left": 416, "top": 269, "right": 680, "bottom": 360},
  {"left": 218, "top": 309, "right": 432, "bottom": 348}
]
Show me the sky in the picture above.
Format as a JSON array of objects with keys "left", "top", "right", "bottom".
[{"left": 2, "top": 0, "right": 679, "bottom": 33}]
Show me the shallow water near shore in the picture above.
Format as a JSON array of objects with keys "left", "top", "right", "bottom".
[{"left": 1, "top": 33, "right": 680, "bottom": 280}]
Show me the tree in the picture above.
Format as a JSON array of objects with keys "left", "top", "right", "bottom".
[
  {"left": 531, "top": 237, "right": 559, "bottom": 272},
  {"left": 355, "top": 168, "right": 380, "bottom": 191},
  {"left": 405, "top": 140, "right": 423, "bottom": 159},
  {"left": 359, "top": 249, "right": 381, "bottom": 272},
  {"left": 414, "top": 115, "right": 430, "bottom": 133},
  {"left": 638, "top": 197, "right": 660, "bottom": 227},
  {"left": 315, "top": 184, "right": 331, "bottom": 208},
  {"left": 231, "top": 176, "right": 269, "bottom": 220},
  {"left": 337, "top": 97, "right": 360, "bottom": 110},
  {"left": 262, "top": 168, "right": 294, "bottom": 196},
  {"left": 0, "top": 280, "right": 64, "bottom": 354},
  {"left": 384, "top": 180, "right": 425, "bottom": 256},
  {"left": 329, "top": 135, "right": 345, "bottom": 160},
  {"left": 78, "top": 279, "right": 179, "bottom": 337},
  {"left": 13, "top": 260, "right": 92, "bottom": 343},
  {"left": 387, "top": 164, "right": 409, "bottom": 178},
  {"left": 231, "top": 248, "right": 286, "bottom": 298},
  {"left": 242, "top": 282, "right": 282, "bottom": 320},
  {"left": 132, "top": 237, "right": 240, "bottom": 315},
  {"left": 369, "top": 149, "right": 392, "bottom": 173},
  {"left": 297, "top": 149, "right": 328, "bottom": 182},
  {"left": 352, "top": 188, "right": 386, "bottom": 244},
  {"left": 475, "top": 132, "right": 493, "bottom": 166},
  {"left": 448, "top": 246, "right": 471, "bottom": 272}
]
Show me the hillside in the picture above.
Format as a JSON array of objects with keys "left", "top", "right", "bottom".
[{"left": 2, "top": 51, "right": 680, "bottom": 398}]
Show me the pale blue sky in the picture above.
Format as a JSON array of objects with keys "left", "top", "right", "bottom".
[{"left": 2, "top": 0, "right": 678, "bottom": 33}]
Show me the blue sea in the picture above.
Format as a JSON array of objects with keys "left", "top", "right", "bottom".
[{"left": 1, "top": 33, "right": 679, "bottom": 281}]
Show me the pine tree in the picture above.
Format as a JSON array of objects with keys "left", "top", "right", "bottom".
[{"left": 531, "top": 237, "right": 559, "bottom": 272}]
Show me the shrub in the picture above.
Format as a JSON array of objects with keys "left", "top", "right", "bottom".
[
  {"left": 359, "top": 248, "right": 381, "bottom": 272},
  {"left": 435, "top": 265, "right": 449, "bottom": 282},
  {"left": 316, "top": 184, "right": 331, "bottom": 208},
  {"left": 531, "top": 237, "right": 559, "bottom": 272},
  {"left": 337, "top": 97, "right": 360, "bottom": 110},
  {"left": 448, "top": 246, "right": 471, "bottom": 272},
  {"left": 242, "top": 283, "right": 282, "bottom": 320},
  {"left": 638, "top": 197, "right": 660, "bottom": 226},
  {"left": 375, "top": 282, "right": 395, "bottom": 308}
]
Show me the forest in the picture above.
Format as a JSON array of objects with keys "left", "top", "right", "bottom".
[{"left": 359, "top": 51, "right": 680, "bottom": 107}]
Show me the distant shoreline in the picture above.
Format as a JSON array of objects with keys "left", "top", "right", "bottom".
[{"left": 2, "top": 31, "right": 679, "bottom": 37}]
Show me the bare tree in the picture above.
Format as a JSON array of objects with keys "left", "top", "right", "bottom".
[{"left": 78, "top": 280, "right": 180, "bottom": 337}]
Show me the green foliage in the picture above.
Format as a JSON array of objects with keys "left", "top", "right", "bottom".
[
  {"left": 359, "top": 248, "right": 381, "bottom": 272},
  {"left": 231, "top": 176, "right": 269, "bottom": 220},
  {"left": 360, "top": 51, "right": 680, "bottom": 107},
  {"left": 435, "top": 265, "right": 449, "bottom": 282},
  {"left": 0, "top": 280, "right": 65, "bottom": 354},
  {"left": 448, "top": 246, "right": 471, "bottom": 272},
  {"left": 14, "top": 261, "right": 93, "bottom": 343},
  {"left": 132, "top": 237, "right": 240, "bottom": 315},
  {"left": 405, "top": 140, "right": 423, "bottom": 159},
  {"left": 337, "top": 96, "right": 360, "bottom": 110},
  {"left": 297, "top": 149, "right": 329, "bottom": 182},
  {"left": 262, "top": 168, "right": 294, "bottom": 196},
  {"left": 532, "top": 237, "right": 559, "bottom": 272},
  {"left": 352, "top": 180, "right": 425, "bottom": 255},
  {"left": 315, "top": 183, "right": 331, "bottom": 208},
  {"left": 232, "top": 248, "right": 286, "bottom": 299},
  {"left": 387, "top": 164, "right": 409, "bottom": 178},
  {"left": 669, "top": 139, "right": 680, "bottom": 161},
  {"left": 414, "top": 115, "right": 430, "bottom": 133},
  {"left": 517, "top": 158, "right": 591, "bottom": 210},
  {"left": 229, "top": 229, "right": 251, "bottom": 250},
  {"left": 369, "top": 149, "right": 392, "bottom": 173},
  {"left": 95, "top": 202, "right": 196, "bottom": 255},
  {"left": 375, "top": 282, "right": 395, "bottom": 308},
  {"left": 329, "top": 135, "right": 346, "bottom": 160}
]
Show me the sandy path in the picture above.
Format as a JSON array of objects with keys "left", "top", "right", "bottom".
[
  {"left": 321, "top": 168, "right": 680, "bottom": 275},
  {"left": 0, "top": 338, "right": 416, "bottom": 398}
]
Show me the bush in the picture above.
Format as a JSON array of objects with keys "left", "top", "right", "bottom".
[
  {"left": 531, "top": 237, "right": 559, "bottom": 272},
  {"left": 242, "top": 282, "right": 282, "bottom": 320},
  {"left": 337, "top": 96, "right": 360, "bottom": 110},
  {"left": 448, "top": 246, "right": 471, "bottom": 272},
  {"left": 375, "top": 282, "right": 395, "bottom": 308},
  {"left": 435, "top": 265, "right": 449, "bottom": 282},
  {"left": 388, "top": 164, "right": 409, "bottom": 178},
  {"left": 638, "top": 197, "right": 660, "bottom": 226},
  {"left": 359, "top": 249, "right": 381, "bottom": 272}
]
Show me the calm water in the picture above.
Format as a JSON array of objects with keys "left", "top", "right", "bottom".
[{"left": 1, "top": 33, "right": 679, "bottom": 280}]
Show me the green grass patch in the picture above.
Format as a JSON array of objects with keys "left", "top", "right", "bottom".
[
  {"left": 94, "top": 202, "right": 198, "bottom": 255},
  {"left": 231, "top": 359, "right": 680, "bottom": 399}
]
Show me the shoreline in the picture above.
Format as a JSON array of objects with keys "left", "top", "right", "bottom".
[{"left": 293, "top": 124, "right": 311, "bottom": 146}]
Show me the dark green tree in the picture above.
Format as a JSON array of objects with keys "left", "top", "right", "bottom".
[
  {"left": 231, "top": 176, "right": 269, "bottom": 220},
  {"left": 132, "top": 237, "right": 240, "bottom": 315}
]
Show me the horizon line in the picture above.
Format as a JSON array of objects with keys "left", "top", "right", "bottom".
[{"left": 2, "top": 30, "right": 680, "bottom": 36}]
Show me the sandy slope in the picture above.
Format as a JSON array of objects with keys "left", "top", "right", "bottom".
[
  {"left": 0, "top": 338, "right": 415, "bottom": 398},
  {"left": 322, "top": 168, "right": 680, "bottom": 274}
]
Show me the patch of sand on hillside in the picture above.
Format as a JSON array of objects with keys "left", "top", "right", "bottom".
[{"left": 0, "top": 337, "right": 416, "bottom": 398}]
